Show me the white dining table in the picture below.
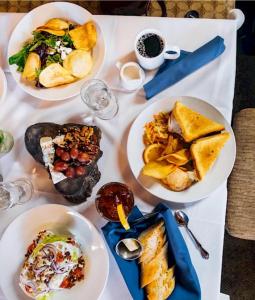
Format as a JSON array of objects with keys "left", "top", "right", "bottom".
[{"left": 0, "top": 13, "right": 236, "bottom": 300}]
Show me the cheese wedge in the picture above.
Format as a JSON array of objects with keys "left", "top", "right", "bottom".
[{"left": 190, "top": 132, "right": 230, "bottom": 180}]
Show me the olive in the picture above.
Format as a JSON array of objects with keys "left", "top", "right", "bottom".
[
  {"left": 75, "top": 166, "right": 86, "bottom": 176},
  {"left": 56, "top": 147, "right": 64, "bottom": 157},
  {"left": 77, "top": 152, "right": 90, "bottom": 163},
  {"left": 65, "top": 167, "right": 75, "bottom": 178},
  {"left": 61, "top": 152, "right": 70, "bottom": 162},
  {"left": 70, "top": 147, "right": 79, "bottom": 160},
  {"left": 54, "top": 161, "right": 69, "bottom": 171}
]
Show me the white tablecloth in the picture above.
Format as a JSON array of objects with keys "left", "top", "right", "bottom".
[{"left": 0, "top": 14, "right": 237, "bottom": 300}]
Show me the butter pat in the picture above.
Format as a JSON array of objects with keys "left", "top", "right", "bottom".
[{"left": 123, "top": 239, "right": 139, "bottom": 252}]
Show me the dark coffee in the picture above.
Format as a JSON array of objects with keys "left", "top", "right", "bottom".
[{"left": 137, "top": 33, "right": 164, "bottom": 58}]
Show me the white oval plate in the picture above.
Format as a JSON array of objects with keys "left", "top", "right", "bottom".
[
  {"left": 0, "top": 204, "right": 109, "bottom": 300},
  {"left": 127, "top": 96, "right": 236, "bottom": 203},
  {"left": 8, "top": 2, "right": 105, "bottom": 101},
  {"left": 0, "top": 67, "right": 7, "bottom": 104}
]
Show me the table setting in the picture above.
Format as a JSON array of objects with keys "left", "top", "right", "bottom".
[{"left": 0, "top": 2, "right": 239, "bottom": 300}]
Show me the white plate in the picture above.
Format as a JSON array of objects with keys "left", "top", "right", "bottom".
[
  {"left": 0, "top": 204, "right": 109, "bottom": 300},
  {"left": 127, "top": 96, "right": 236, "bottom": 203},
  {"left": 0, "top": 67, "right": 7, "bottom": 103},
  {"left": 8, "top": 2, "right": 105, "bottom": 101}
]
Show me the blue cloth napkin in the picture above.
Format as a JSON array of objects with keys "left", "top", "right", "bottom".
[
  {"left": 102, "top": 203, "right": 201, "bottom": 300},
  {"left": 144, "top": 35, "right": 225, "bottom": 100}
]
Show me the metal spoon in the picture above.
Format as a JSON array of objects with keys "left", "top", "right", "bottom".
[
  {"left": 115, "top": 238, "right": 143, "bottom": 260},
  {"left": 175, "top": 210, "right": 209, "bottom": 259}
]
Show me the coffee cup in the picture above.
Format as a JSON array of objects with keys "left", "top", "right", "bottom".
[
  {"left": 135, "top": 28, "right": 180, "bottom": 70},
  {"left": 116, "top": 61, "right": 145, "bottom": 91}
]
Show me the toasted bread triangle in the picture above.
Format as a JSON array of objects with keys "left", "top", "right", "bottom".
[
  {"left": 172, "top": 102, "right": 225, "bottom": 142},
  {"left": 191, "top": 132, "right": 230, "bottom": 180}
]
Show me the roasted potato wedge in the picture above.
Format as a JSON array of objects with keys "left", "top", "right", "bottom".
[
  {"left": 36, "top": 27, "right": 65, "bottom": 36},
  {"left": 43, "top": 18, "right": 69, "bottom": 30},
  {"left": 69, "top": 21, "right": 97, "bottom": 50},
  {"left": 39, "top": 63, "right": 75, "bottom": 88},
  {"left": 63, "top": 50, "right": 93, "bottom": 78},
  {"left": 142, "top": 161, "right": 176, "bottom": 179},
  {"left": 161, "top": 168, "right": 193, "bottom": 191},
  {"left": 22, "top": 52, "right": 41, "bottom": 81}
]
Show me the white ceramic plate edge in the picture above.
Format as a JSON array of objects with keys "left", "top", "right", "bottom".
[
  {"left": 127, "top": 96, "right": 236, "bottom": 203},
  {"left": 0, "top": 204, "right": 109, "bottom": 300},
  {"left": 7, "top": 2, "right": 106, "bottom": 101},
  {"left": 0, "top": 67, "right": 7, "bottom": 104}
]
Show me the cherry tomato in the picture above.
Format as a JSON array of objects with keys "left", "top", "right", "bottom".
[
  {"left": 61, "top": 152, "right": 70, "bottom": 162},
  {"left": 77, "top": 152, "right": 90, "bottom": 163},
  {"left": 56, "top": 147, "right": 64, "bottom": 157},
  {"left": 60, "top": 277, "right": 71, "bottom": 289},
  {"left": 75, "top": 166, "right": 86, "bottom": 176},
  {"left": 65, "top": 167, "right": 75, "bottom": 178},
  {"left": 54, "top": 161, "right": 68, "bottom": 171},
  {"left": 56, "top": 252, "right": 64, "bottom": 263},
  {"left": 70, "top": 147, "right": 79, "bottom": 159}
]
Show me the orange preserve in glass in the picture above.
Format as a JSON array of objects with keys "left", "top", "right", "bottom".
[{"left": 95, "top": 182, "right": 134, "bottom": 222}]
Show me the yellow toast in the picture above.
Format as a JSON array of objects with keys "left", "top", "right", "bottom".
[{"left": 172, "top": 102, "right": 225, "bottom": 142}]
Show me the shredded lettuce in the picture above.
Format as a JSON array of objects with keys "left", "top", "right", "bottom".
[
  {"left": 32, "top": 234, "right": 68, "bottom": 257},
  {"left": 36, "top": 292, "right": 53, "bottom": 300}
]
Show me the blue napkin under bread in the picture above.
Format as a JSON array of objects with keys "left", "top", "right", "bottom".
[
  {"left": 144, "top": 36, "right": 225, "bottom": 100},
  {"left": 102, "top": 203, "right": 201, "bottom": 300}
]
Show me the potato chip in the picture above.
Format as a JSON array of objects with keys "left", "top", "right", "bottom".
[
  {"left": 69, "top": 21, "right": 97, "bottom": 50},
  {"left": 43, "top": 18, "right": 69, "bottom": 30},
  {"left": 22, "top": 52, "right": 41, "bottom": 81},
  {"left": 158, "top": 136, "right": 179, "bottom": 156},
  {"left": 63, "top": 50, "right": 93, "bottom": 78},
  {"left": 39, "top": 63, "right": 75, "bottom": 88},
  {"left": 158, "top": 149, "right": 190, "bottom": 166},
  {"left": 142, "top": 161, "right": 176, "bottom": 179},
  {"left": 36, "top": 27, "right": 65, "bottom": 36}
]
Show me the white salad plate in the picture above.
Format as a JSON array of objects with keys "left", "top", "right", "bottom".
[
  {"left": 0, "top": 204, "right": 109, "bottom": 300},
  {"left": 127, "top": 96, "right": 236, "bottom": 203},
  {"left": 8, "top": 2, "right": 105, "bottom": 101},
  {"left": 0, "top": 67, "right": 7, "bottom": 104}
]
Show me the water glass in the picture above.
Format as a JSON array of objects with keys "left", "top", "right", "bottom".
[
  {"left": 80, "top": 79, "right": 119, "bottom": 120},
  {"left": 0, "top": 178, "right": 34, "bottom": 211},
  {"left": 0, "top": 130, "right": 14, "bottom": 157}
]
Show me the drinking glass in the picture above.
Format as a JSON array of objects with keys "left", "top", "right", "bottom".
[
  {"left": 0, "top": 178, "right": 34, "bottom": 211},
  {"left": 80, "top": 79, "right": 119, "bottom": 120},
  {"left": 0, "top": 130, "right": 14, "bottom": 158}
]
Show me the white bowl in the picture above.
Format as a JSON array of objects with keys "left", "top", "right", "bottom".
[
  {"left": 127, "top": 96, "right": 236, "bottom": 203},
  {"left": 0, "top": 67, "right": 7, "bottom": 103},
  {"left": 8, "top": 2, "right": 105, "bottom": 101},
  {"left": 0, "top": 204, "right": 109, "bottom": 300}
]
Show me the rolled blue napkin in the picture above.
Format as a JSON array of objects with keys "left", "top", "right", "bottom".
[
  {"left": 102, "top": 203, "right": 201, "bottom": 300},
  {"left": 144, "top": 35, "right": 225, "bottom": 100}
]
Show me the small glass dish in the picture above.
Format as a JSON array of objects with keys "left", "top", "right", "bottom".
[{"left": 95, "top": 182, "right": 134, "bottom": 222}]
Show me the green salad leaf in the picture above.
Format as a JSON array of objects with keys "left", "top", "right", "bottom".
[
  {"left": 8, "top": 44, "right": 31, "bottom": 72},
  {"left": 9, "top": 29, "right": 74, "bottom": 72},
  {"left": 0, "top": 132, "right": 4, "bottom": 144},
  {"left": 62, "top": 33, "right": 73, "bottom": 48},
  {"left": 46, "top": 53, "right": 62, "bottom": 66}
]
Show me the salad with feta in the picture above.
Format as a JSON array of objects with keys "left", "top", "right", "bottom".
[
  {"left": 19, "top": 230, "right": 85, "bottom": 300},
  {"left": 9, "top": 18, "right": 96, "bottom": 88}
]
